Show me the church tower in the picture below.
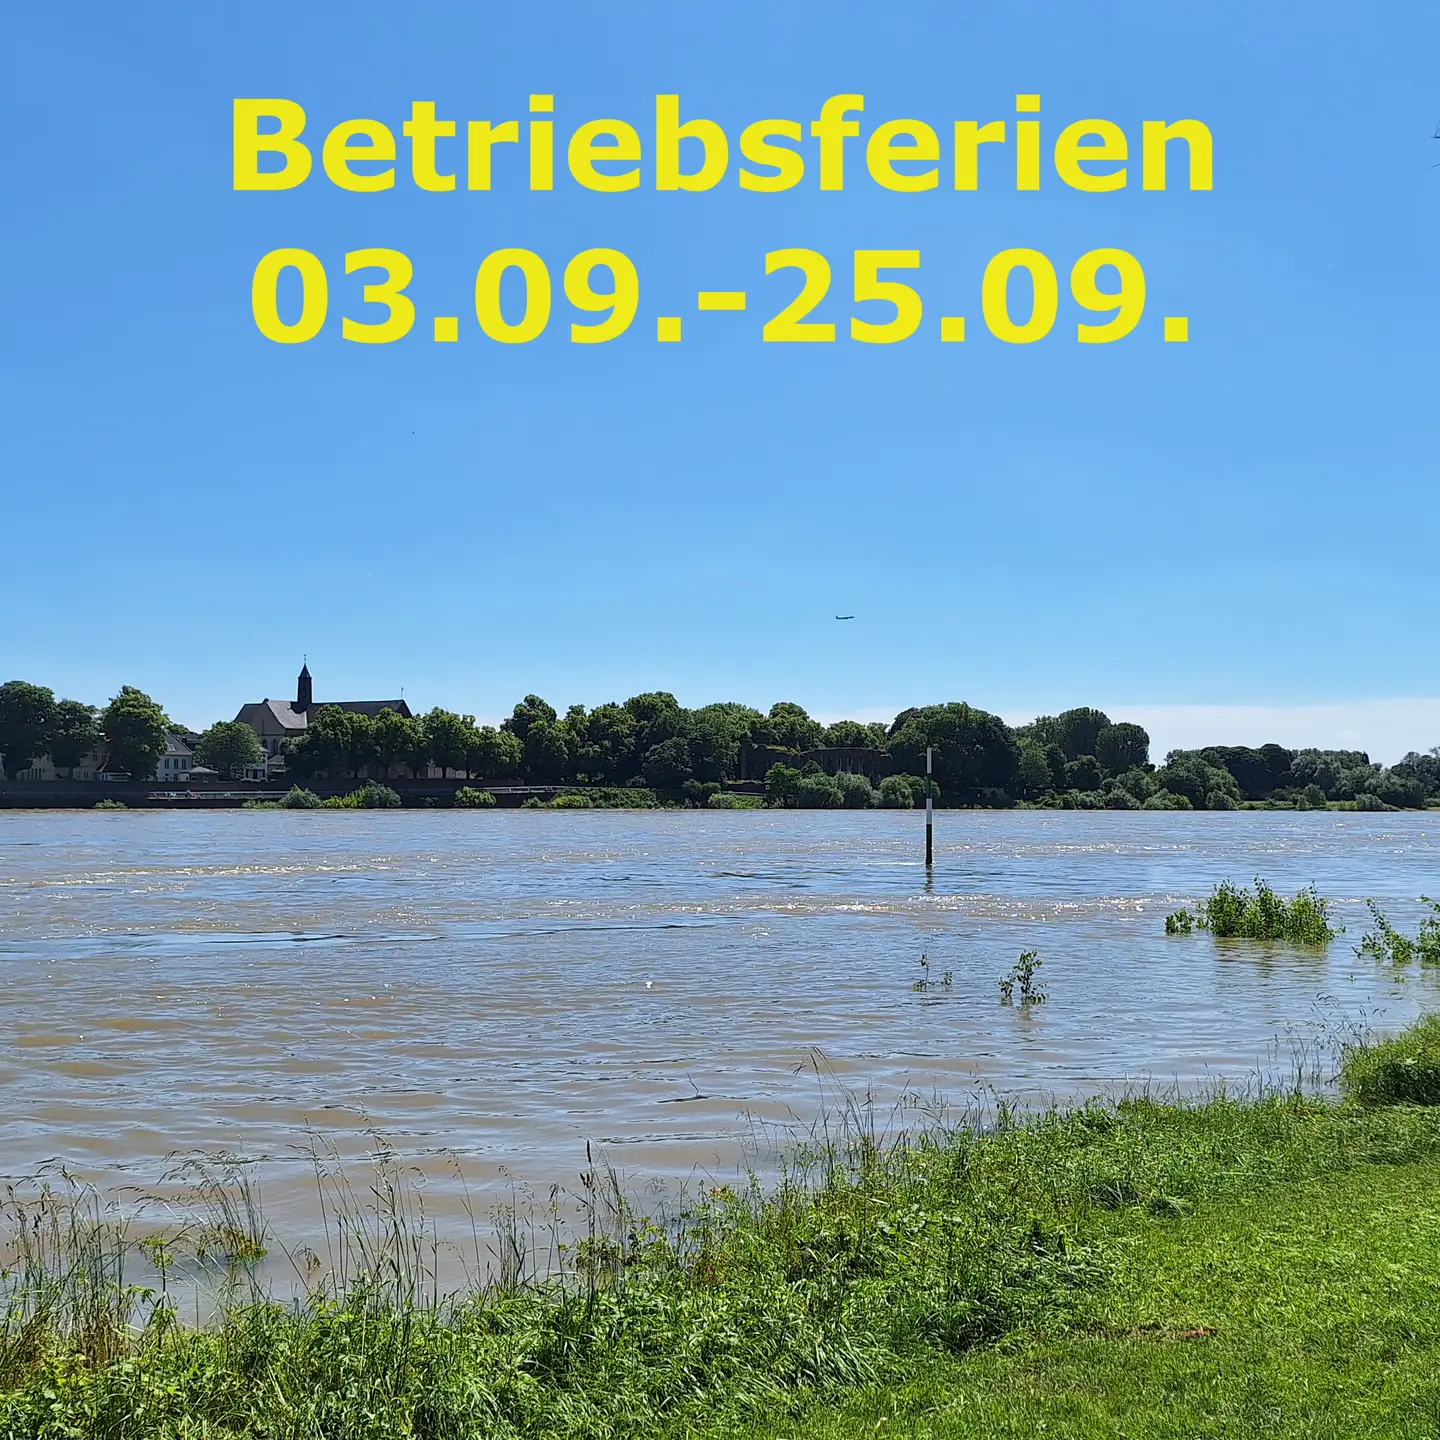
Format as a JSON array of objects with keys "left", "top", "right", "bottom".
[{"left": 296, "top": 662, "right": 313, "bottom": 714}]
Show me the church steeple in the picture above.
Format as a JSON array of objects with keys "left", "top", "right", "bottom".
[{"left": 296, "top": 661, "right": 312, "bottom": 713}]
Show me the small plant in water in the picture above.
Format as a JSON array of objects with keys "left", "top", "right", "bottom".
[
  {"left": 1355, "top": 897, "right": 1440, "bottom": 967},
  {"left": 912, "top": 954, "right": 953, "bottom": 992},
  {"left": 1000, "top": 950, "right": 1045, "bottom": 1006},
  {"left": 1165, "top": 908, "right": 1195, "bottom": 935}
]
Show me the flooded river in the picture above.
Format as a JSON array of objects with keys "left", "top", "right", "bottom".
[{"left": 2, "top": 808, "right": 1437, "bottom": 1246}]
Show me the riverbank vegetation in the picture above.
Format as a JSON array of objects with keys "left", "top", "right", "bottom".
[
  {"left": 1165, "top": 879, "right": 1338, "bottom": 944},
  {"left": 4, "top": 1020, "right": 1440, "bottom": 1437},
  {"left": 4, "top": 680, "right": 1438, "bottom": 810}
]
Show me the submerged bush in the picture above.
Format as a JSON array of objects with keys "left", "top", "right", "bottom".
[
  {"left": 708, "top": 791, "right": 763, "bottom": 809},
  {"left": 1355, "top": 898, "right": 1440, "bottom": 966},
  {"left": 92, "top": 798, "right": 127, "bottom": 810},
  {"left": 1165, "top": 908, "right": 1195, "bottom": 935},
  {"left": 1341, "top": 1014, "right": 1440, "bottom": 1106},
  {"left": 280, "top": 786, "right": 323, "bottom": 809},
  {"left": 1197, "top": 878, "right": 1338, "bottom": 944},
  {"left": 454, "top": 786, "right": 496, "bottom": 808}
]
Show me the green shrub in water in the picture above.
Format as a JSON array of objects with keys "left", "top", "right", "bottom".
[
  {"left": 1341, "top": 1014, "right": 1440, "bottom": 1106},
  {"left": 93, "top": 798, "right": 127, "bottom": 810},
  {"left": 1197, "top": 878, "right": 1338, "bottom": 944},
  {"left": 280, "top": 786, "right": 323, "bottom": 809},
  {"left": 1355, "top": 898, "right": 1440, "bottom": 966},
  {"left": 708, "top": 791, "right": 763, "bottom": 809},
  {"left": 454, "top": 787, "right": 496, "bottom": 808}
]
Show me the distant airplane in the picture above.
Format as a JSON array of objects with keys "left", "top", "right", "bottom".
[{"left": 835, "top": 614, "right": 855, "bottom": 620}]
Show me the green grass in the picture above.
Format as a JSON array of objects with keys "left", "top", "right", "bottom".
[
  {"left": 5, "top": 1034, "right": 1440, "bottom": 1437},
  {"left": 1341, "top": 1012, "right": 1440, "bottom": 1106},
  {"left": 751, "top": 1158, "right": 1440, "bottom": 1439}
]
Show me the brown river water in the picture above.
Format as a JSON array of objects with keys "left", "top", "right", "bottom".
[{"left": 2, "top": 808, "right": 1437, "bottom": 1264}]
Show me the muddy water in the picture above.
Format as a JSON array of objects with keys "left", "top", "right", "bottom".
[{"left": 1, "top": 808, "right": 1436, "bottom": 1245}]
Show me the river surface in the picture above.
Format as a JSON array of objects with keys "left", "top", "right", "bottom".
[{"left": 2, "top": 809, "right": 1437, "bottom": 1253}]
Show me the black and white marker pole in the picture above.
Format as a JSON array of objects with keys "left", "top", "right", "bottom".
[{"left": 925, "top": 745, "right": 933, "bottom": 868}]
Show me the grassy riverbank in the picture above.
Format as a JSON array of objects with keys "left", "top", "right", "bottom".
[{"left": 4, "top": 1026, "right": 1440, "bottom": 1438}]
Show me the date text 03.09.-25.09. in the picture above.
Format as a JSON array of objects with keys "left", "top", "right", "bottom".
[{"left": 250, "top": 246, "right": 1189, "bottom": 347}]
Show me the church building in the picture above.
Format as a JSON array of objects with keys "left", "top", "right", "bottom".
[{"left": 234, "top": 664, "right": 412, "bottom": 773}]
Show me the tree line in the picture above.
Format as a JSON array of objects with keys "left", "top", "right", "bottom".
[
  {"left": 0, "top": 682, "right": 171, "bottom": 781},
  {"left": 2, "top": 680, "right": 1437, "bottom": 810}
]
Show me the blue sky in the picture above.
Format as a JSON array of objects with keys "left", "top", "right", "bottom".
[{"left": 2, "top": 2, "right": 1437, "bottom": 758}]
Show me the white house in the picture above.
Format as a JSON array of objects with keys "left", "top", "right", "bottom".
[
  {"left": 2, "top": 734, "right": 194, "bottom": 783},
  {"left": 153, "top": 733, "right": 196, "bottom": 783}
]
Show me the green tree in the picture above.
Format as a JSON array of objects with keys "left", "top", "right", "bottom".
[
  {"left": 0, "top": 681, "right": 59, "bottom": 779},
  {"left": 835, "top": 771, "right": 876, "bottom": 808},
  {"left": 372, "top": 709, "right": 422, "bottom": 778},
  {"left": 1020, "top": 709, "right": 1111, "bottom": 760},
  {"left": 1155, "top": 753, "right": 1241, "bottom": 809},
  {"left": 281, "top": 733, "right": 320, "bottom": 780},
  {"left": 623, "top": 692, "right": 685, "bottom": 752},
  {"left": 1095, "top": 722, "right": 1150, "bottom": 774},
  {"left": 1066, "top": 755, "right": 1105, "bottom": 791},
  {"left": 878, "top": 774, "right": 915, "bottom": 808},
  {"left": 1375, "top": 769, "right": 1428, "bottom": 809},
  {"left": 467, "top": 725, "right": 522, "bottom": 780},
  {"left": 1196, "top": 744, "right": 1293, "bottom": 800},
  {"left": 423, "top": 708, "right": 476, "bottom": 778},
  {"left": 641, "top": 736, "right": 692, "bottom": 789},
  {"left": 1111, "top": 766, "right": 1158, "bottom": 803},
  {"left": 684, "top": 706, "right": 752, "bottom": 783},
  {"left": 581, "top": 703, "right": 640, "bottom": 782},
  {"left": 524, "top": 720, "right": 572, "bottom": 781},
  {"left": 764, "top": 762, "right": 802, "bottom": 807},
  {"left": 195, "top": 721, "right": 264, "bottom": 781},
  {"left": 1015, "top": 739, "right": 1054, "bottom": 800},
  {"left": 753, "top": 701, "right": 824, "bottom": 752},
  {"left": 341, "top": 712, "right": 378, "bottom": 777},
  {"left": 502, "top": 695, "right": 558, "bottom": 743},
  {"left": 47, "top": 700, "right": 100, "bottom": 778},
  {"left": 822, "top": 719, "right": 889, "bottom": 749},
  {"left": 100, "top": 687, "right": 170, "bottom": 780},
  {"left": 295, "top": 706, "right": 374, "bottom": 779},
  {"left": 794, "top": 772, "right": 843, "bottom": 808},
  {"left": 1054, "top": 707, "right": 1111, "bottom": 760},
  {"left": 888, "top": 702, "right": 1021, "bottom": 800}
]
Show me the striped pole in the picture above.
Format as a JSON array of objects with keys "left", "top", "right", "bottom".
[{"left": 925, "top": 746, "right": 933, "bottom": 868}]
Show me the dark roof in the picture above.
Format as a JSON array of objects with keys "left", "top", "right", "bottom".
[
  {"left": 235, "top": 698, "right": 412, "bottom": 732},
  {"left": 320, "top": 700, "right": 412, "bottom": 719},
  {"left": 235, "top": 700, "right": 309, "bottom": 732}
]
